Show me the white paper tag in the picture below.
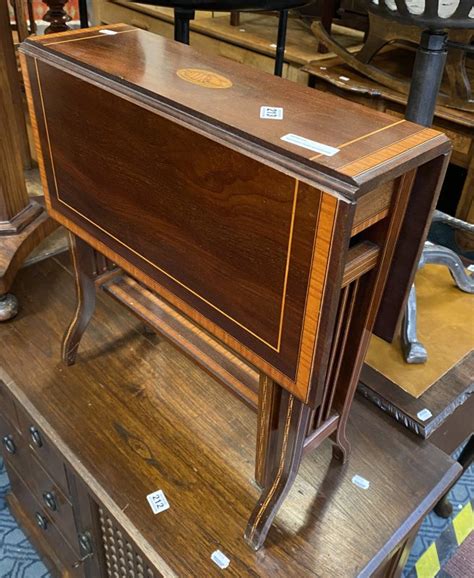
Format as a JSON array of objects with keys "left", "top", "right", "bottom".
[
  {"left": 260, "top": 106, "right": 284, "bottom": 120},
  {"left": 281, "top": 133, "right": 340, "bottom": 156},
  {"left": 99, "top": 29, "right": 118, "bottom": 35},
  {"left": 417, "top": 408, "right": 433, "bottom": 422},
  {"left": 339, "top": 75, "right": 350, "bottom": 82},
  {"left": 146, "top": 490, "right": 170, "bottom": 514},
  {"left": 211, "top": 550, "right": 230, "bottom": 569},
  {"left": 352, "top": 474, "right": 370, "bottom": 490}
]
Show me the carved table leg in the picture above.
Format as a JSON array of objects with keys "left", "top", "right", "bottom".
[
  {"left": 401, "top": 283, "right": 427, "bottom": 364},
  {"left": 62, "top": 234, "right": 97, "bottom": 365},
  {"left": 245, "top": 384, "right": 311, "bottom": 550}
]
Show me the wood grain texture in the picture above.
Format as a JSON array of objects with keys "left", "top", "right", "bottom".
[
  {"left": 22, "top": 50, "right": 354, "bottom": 404},
  {"left": 360, "top": 351, "right": 474, "bottom": 439},
  {"left": 0, "top": 256, "right": 462, "bottom": 576},
  {"left": 19, "top": 26, "right": 452, "bottom": 403},
  {"left": 0, "top": 0, "right": 29, "bottom": 222},
  {"left": 20, "top": 25, "right": 450, "bottom": 193},
  {"left": 375, "top": 153, "right": 451, "bottom": 341}
]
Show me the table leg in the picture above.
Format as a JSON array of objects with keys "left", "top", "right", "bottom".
[
  {"left": 62, "top": 234, "right": 97, "bottom": 366},
  {"left": 255, "top": 375, "right": 281, "bottom": 488},
  {"left": 245, "top": 385, "right": 311, "bottom": 550},
  {"left": 434, "top": 435, "right": 473, "bottom": 518}
]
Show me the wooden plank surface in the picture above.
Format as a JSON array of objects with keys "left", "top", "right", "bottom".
[
  {"left": 360, "top": 353, "right": 474, "bottom": 439},
  {"left": 0, "top": 255, "right": 461, "bottom": 576},
  {"left": 366, "top": 265, "right": 474, "bottom": 398}
]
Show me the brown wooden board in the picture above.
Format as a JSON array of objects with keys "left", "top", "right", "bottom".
[
  {"left": 0, "top": 255, "right": 461, "bottom": 576},
  {"left": 360, "top": 352, "right": 474, "bottom": 439}
]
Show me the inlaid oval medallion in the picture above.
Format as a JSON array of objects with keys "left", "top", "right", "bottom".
[{"left": 176, "top": 68, "right": 233, "bottom": 89}]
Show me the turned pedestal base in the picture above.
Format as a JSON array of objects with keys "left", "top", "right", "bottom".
[{"left": 0, "top": 201, "right": 58, "bottom": 320}]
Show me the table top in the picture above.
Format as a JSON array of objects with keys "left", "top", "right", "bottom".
[
  {"left": 21, "top": 24, "right": 449, "bottom": 194},
  {"left": 360, "top": 265, "right": 474, "bottom": 440},
  {"left": 0, "top": 255, "right": 461, "bottom": 577}
]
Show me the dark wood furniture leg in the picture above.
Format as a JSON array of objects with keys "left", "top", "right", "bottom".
[
  {"left": 434, "top": 435, "right": 474, "bottom": 518},
  {"left": 0, "top": 0, "right": 57, "bottom": 322},
  {"left": 246, "top": 381, "right": 311, "bottom": 550},
  {"left": 62, "top": 234, "right": 97, "bottom": 365},
  {"left": 255, "top": 374, "right": 282, "bottom": 488}
]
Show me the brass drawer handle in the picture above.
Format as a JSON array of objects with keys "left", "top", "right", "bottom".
[
  {"left": 35, "top": 512, "right": 48, "bottom": 530},
  {"left": 29, "top": 426, "right": 43, "bottom": 448},
  {"left": 2, "top": 434, "right": 16, "bottom": 455},
  {"left": 43, "top": 491, "right": 57, "bottom": 511}
]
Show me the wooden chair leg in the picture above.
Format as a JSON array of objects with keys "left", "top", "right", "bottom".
[
  {"left": 62, "top": 234, "right": 97, "bottom": 366},
  {"left": 245, "top": 386, "right": 311, "bottom": 550}
]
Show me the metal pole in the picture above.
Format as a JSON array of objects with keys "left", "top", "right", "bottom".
[
  {"left": 274, "top": 9, "right": 288, "bottom": 77},
  {"left": 405, "top": 30, "right": 448, "bottom": 127},
  {"left": 78, "top": 0, "right": 89, "bottom": 28},
  {"left": 174, "top": 9, "right": 194, "bottom": 44}
]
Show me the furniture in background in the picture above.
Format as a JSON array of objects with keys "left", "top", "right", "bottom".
[
  {"left": 0, "top": 0, "right": 57, "bottom": 321},
  {"left": 360, "top": 351, "right": 473, "bottom": 519},
  {"left": 311, "top": 3, "right": 474, "bottom": 112},
  {"left": 310, "top": 0, "right": 474, "bottom": 363},
  {"left": 9, "top": 0, "right": 37, "bottom": 40},
  {"left": 0, "top": 254, "right": 463, "bottom": 576},
  {"left": 93, "top": 0, "right": 365, "bottom": 82},
  {"left": 307, "top": 0, "right": 474, "bottom": 519},
  {"left": 21, "top": 23, "right": 450, "bottom": 548},
  {"left": 303, "top": 60, "right": 474, "bottom": 252},
  {"left": 129, "top": 0, "right": 308, "bottom": 76}
]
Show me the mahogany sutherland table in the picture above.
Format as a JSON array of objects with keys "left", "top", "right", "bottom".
[
  {"left": 20, "top": 23, "right": 451, "bottom": 549},
  {"left": 0, "top": 255, "right": 463, "bottom": 577}
]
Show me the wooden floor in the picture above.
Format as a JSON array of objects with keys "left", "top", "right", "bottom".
[{"left": 0, "top": 253, "right": 461, "bottom": 576}]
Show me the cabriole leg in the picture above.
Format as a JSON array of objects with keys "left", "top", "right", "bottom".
[
  {"left": 62, "top": 234, "right": 97, "bottom": 365},
  {"left": 246, "top": 386, "right": 311, "bottom": 550}
]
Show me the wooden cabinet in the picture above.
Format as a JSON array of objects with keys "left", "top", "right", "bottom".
[
  {"left": 0, "top": 257, "right": 463, "bottom": 577},
  {"left": 0, "top": 379, "right": 96, "bottom": 577}
]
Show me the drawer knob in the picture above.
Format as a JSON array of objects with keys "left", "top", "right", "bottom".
[
  {"left": 29, "top": 426, "right": 43, "bottom": 448},
  {"left": 43, "top": 491, "right": 57, "bottom": 511},
  {"left": 72, "top": 532, "right": 94, "bottom": 568},
  {"left": 35, "top": 512, "right": 48, "bottom": 530},
  {"left": 2, "top": 434, "right": 16, "bottom": 455}
]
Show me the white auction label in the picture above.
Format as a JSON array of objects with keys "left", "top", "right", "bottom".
[
  {"left": 146, "top": 490, "right": 170, "bottom": 515},
  {"left": 260, "top": 106, "right": 284, "bottom": 120},
  {"left": 281, "top": 134, "right": 340, "bottom": 156},
  {"left": 352, "top": 475, "right": 370, "bottom": 490},
  {"left": 99, "top": 29, "right": 118, "bottom": 35},
  {"left": 417, "top": 408, "right": 433, "bottom": 422},
  {"left": 211, "top": 550, "right": 230, "bottom": 569}
]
